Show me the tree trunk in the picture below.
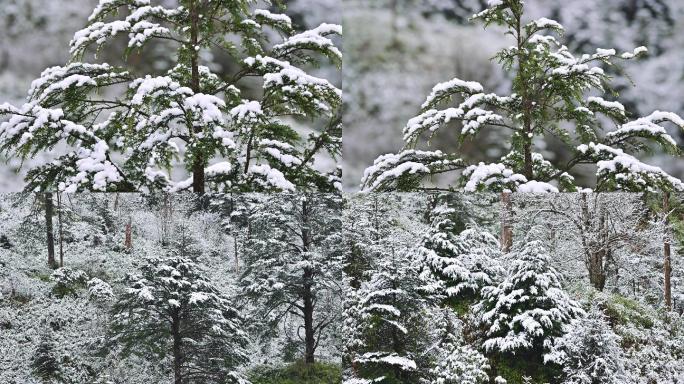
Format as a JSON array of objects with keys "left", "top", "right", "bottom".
[
  {"left": 500, "top": 192, "right": 513, "bottom": 253},
  {"left": 125, "top": 218, "right": 132, "bottom": 250},
  {"left": 189, "top": 0, "right": 204, "bottom": 194},
  {"left": 303, "top": 269, "right": 316, "bottom": 364},
  {"left": 300, "top": 198, "right": 316, "bottom": 364},
  {"left": 172, "top": 313, "right": 183, "bottom": 384},
  {"left": 57, "top": 193, "right": 64, "bottom": 268},
  {"left": 588, "top": 249, "right": 606, "bottom": 291},
  {"left": 45, "top": 193, "right": 57, "bottom": 269},
  {"left": 664, "top": 192, "right": 672, "bottom": 310}
]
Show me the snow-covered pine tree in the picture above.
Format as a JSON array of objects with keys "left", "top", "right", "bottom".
[
  {"left": 545, "top": 304, "right": 627, "bottom": 384},
  {"left": 239, "top": 193, "right": 343, "bottom": 365},
  {"left": 475, "top": 239, "right": 584, "bottom": 382},
  {"left": 32, "top": 331, "right": 61, "bottom": 382},
  {"left": 0, "top": 0, "right": 342, "bottom": 193},
  {"left": 344, "top": 247, "right": 430, "bottom": 384},
  {"left": 427, "top": 308, "right": 490, "bottom": 384},
  {"left": 361, "top": 0, "right": 684, "bottom": 193},
  {"left": 107, "top": 255, "right": 249, "bottom": 384},
  {"left": 416, "top": 195, "right": 502, "bottom": 308}
]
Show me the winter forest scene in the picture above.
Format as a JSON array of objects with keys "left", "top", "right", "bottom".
[
  {"left": 0, "top": 193, "right": 343, "bottom": 383},
  {"left": 344, "top": 193, "right": 684, "bottom": 384},
  {"left": 2, "top": 0, "right": 684, "bottom": 383}
]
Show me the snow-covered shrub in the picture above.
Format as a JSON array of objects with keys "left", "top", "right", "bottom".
[
  {"left": 51, "top": 267, "right": 88, "bottom": 298},
  {"left": 86, "top": 278, "right": 113, "bottom": 302},
  {"left": 546, "top": 305, "right": 626, "bottom": 384},
  {"left": 32, "top": 331, "right": 61, "bottom": 382}
]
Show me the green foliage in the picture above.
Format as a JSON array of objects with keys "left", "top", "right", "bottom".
[
  {"left": 32, "top": 333, "right": 61, "bottom": 382},
  {"left": 51, "top": 267, "right": 88, "bottom": 298},
  {"left": 248, "top": 361, "right": 342, "bottom": 384},
  {"left": 490, "top": 351, "right": 559, "bottom": 384}
]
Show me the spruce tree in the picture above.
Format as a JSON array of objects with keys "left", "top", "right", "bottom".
[
  {"left": 545, "top": 305, "right": 627, "bottom": 384},
  {"left": 344, "top": 248, "right": 429, "bottom": 384},
  {"left": 238, "top": 193, "right": 343, "bottom": 365},
  {"left": 475, "top": 240, "right": 583, "bottom": 382},
  {"left": 32, "top": 332, "right": 60, "bottom": 382},
  {"left": 416, "top": 197, "right": 502, "bottom": 306},
  {"left": 0, "top": 0, "right": 342, "bottom": 193},
  {"left": 361, "top": 0, "right": 684, "bottom": 193},
  {"left": 108, "top": 255, "right": 249, "bottom": 384}
]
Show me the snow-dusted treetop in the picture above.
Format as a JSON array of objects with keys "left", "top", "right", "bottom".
[
  {"left": 0, "top": 0, "right": 342, "bottom": 193},
  {"left": 361, "top": 0, "right": 684, "bottom": 193}
]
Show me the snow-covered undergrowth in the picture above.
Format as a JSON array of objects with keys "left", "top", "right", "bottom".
[{"left": 0, "top": 194, "right": 342, "bottom": 383}]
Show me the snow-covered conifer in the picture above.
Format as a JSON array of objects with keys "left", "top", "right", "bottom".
[
  {"left": 545, "top": 305, "right": 626, "bottom": 384},
  {"left": 108, "top": 255, "right": 249, "bottom": 384},
  {"left": 239, "top": 193, "right": 343, "bottom": 364},
  {"left": 475, "top": 240, "right": 584, "bottom": 362},
  {"left": 428, "top": 309, "right": 490, "bottom": 384},
  {"left": 0, "top": 0, "right": 342, "bottom": 193},
  {"left": 417, "top": 196, "right": 502, "bottom": 305},
  {"left": 361, "top": 0, "right": 684, "bottom": 193},
  {"left": 344, "top": 248, "right": 429, "bottom": 384}
]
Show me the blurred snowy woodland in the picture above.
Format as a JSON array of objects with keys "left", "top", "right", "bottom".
[
  {"left": 0, "top": 193, "right": 343, "bottom": 383},
  {"left": 0, "top": 0, "right": 341, "bottom": 192},
  {"left": 344, "top": 0, "right": 684, "bottom": 190}
]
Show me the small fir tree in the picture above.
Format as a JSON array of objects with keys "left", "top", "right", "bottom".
[
  {"left": 108, "top": 255, "right": 249, "bottom": 384},
  {"left": 0, "top": 0, "right": 342, "bottom": 193},
  {"left": 361, "top": 0, "right": 684, "bottom": 193},
  {"left": 32, "top": 331, "right": 60, "bottom": 382},
  {"left": 475, "top": 240, "right": 583, "bottom": 381},
  {"left": 416, "top": 198, "right": 502, "bottom": 306},
  {"left": 344, "top": 248, "right": 429, "bottom": 384}
]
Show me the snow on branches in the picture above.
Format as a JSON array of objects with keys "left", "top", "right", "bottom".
[
  {"left": 0, "top": 0, "right": 342, "bottom": 192},
  {"left": 361, "top": 0, "right": 684, "bottom": 193}
]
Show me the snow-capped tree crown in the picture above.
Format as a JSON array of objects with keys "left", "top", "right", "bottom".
[
  {"left": 476, "top": 239, "right": 584, "bottom": 355},
  {"left": 108, "top": 255, "right": 250, "bottom": 383},
  {"left": 0, "top": 0, "right": 342, "bottom": 193},
  {"left": 361, "top": 0, "right": 684, "bottom": 193}
]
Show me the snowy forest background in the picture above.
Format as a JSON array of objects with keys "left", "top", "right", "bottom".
[
  {"left": 0, "top": 193, "right": 343, "bottom": 383},
  {"left": 344, "top": 0, "right": 684, "bottom": 190},
  {"left": 344, "top": 193, "right": 684, "bottom": 384}
]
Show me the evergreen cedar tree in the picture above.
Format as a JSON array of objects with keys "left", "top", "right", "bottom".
[
  {"left": 0, "top": 0, "right": 342, "bottom": 193},
  {"left": 361, "top": 0, "right": 684, "bottom": 193}
]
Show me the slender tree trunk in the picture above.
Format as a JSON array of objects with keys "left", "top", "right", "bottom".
[
  {"left": 57, "top": 194, "right": 64, "bottom": 267},
  {"left": 45, "top": 193, "right": 57, "bottom": 269},
  {"left": 189, "top": 0, "right": 204, "bottom": 193},
  {"left": 172, "top": 313, "right": 183, "bottom": 384},
  {"left": 664, "top": 192, "right": 672, "bottom": 310},
  {"left": 301, "top": 198, "right": 316, "bottom": 364},
  {"left": 500, "top": 192, "right": 513, "bottom": 253},
  {"left": 125, "top": 218, "right": 132, "bottom": 250}
]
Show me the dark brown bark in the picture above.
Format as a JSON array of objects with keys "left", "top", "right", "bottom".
[
  {"left": 172, "top": 313, "right": 183, "bottom": 384},
  {"left": 189, "top": 0, "right": 204, "bottom": 194},
  {"left": 664, "top": 192, "right": 672, "bottom": 310},
  {"left": 57, "top": 193, "right": 64, "bottom": 267},
  {"left": 588, "top": 249, "right": 607, "bottom": 291},
  {"left": 45, "top": 193, "right": 57, "bottom": 269},
  {"left": 500, "top": 192, "right": 513, "bottom": 253},
  {"left": 301, "top": 198, "right": 316, "bottom": 364}
]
